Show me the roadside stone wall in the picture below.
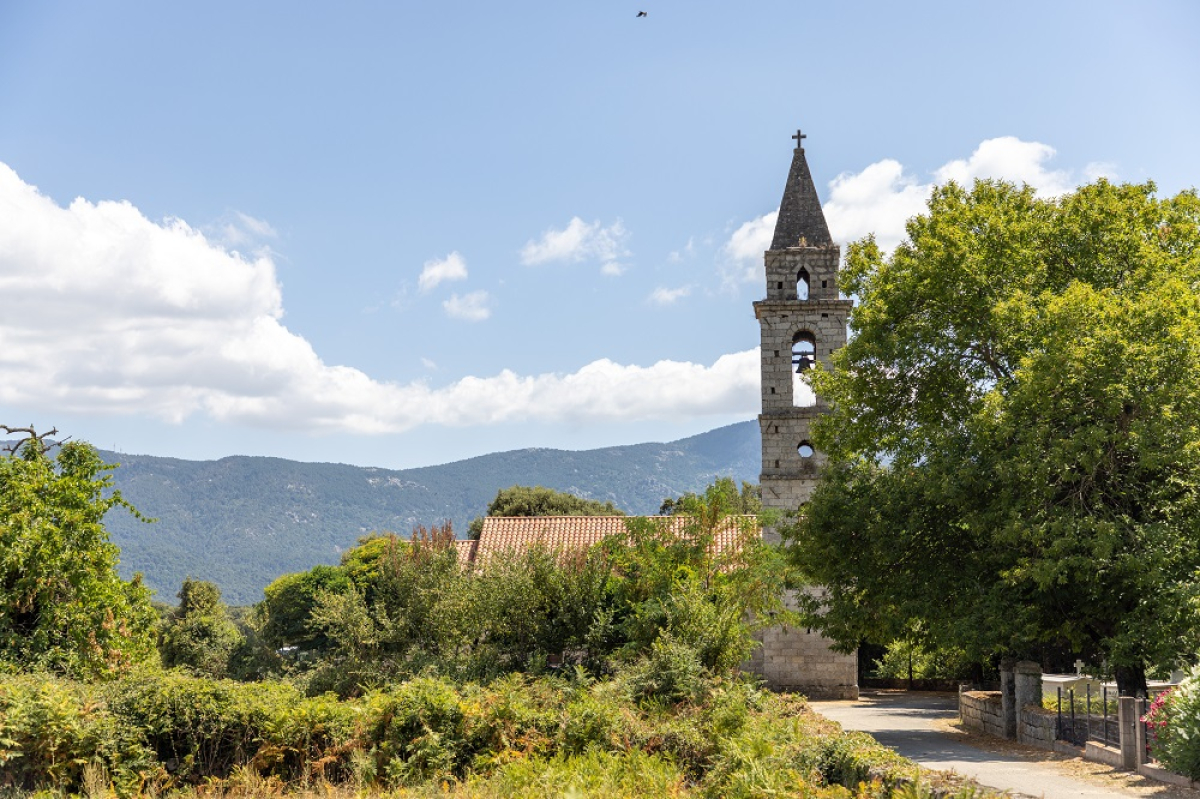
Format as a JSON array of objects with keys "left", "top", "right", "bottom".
[
  {"left": 1018, "top": 705, "right": 1057, "bottom": 749},
  {"left": 960, "top": 690, "right": 1005, "bottom": 738}
]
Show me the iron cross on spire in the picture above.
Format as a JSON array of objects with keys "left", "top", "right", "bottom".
[{"left": 793, "top": 129, "right": 806, "bottom": 149}]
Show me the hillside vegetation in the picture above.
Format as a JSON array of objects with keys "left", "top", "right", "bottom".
[
  {"left": 0, "top": 455, "right": 990, "bottom": 798},
  {"left": 95, "top": 421, "right": 759, "bottom": 604}
]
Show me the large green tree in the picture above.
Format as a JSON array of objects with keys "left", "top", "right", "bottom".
[
  {"left": 159, "top": 578, "right": 244, "bottom": 677},
  {"left": 0, "top": 428, "right": 157, "bottom": 678},
  {"left": 786, "top": 179, "right": 1200, "bottom": 694}
]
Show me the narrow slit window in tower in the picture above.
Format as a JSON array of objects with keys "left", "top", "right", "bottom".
[{"left": 796, "top": 268, "right": 810, "bottom": 301}]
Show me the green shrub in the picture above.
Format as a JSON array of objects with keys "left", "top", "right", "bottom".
[
  {"left": 872, "top": 638, "right": 974, "bottom": 681},
  {"left": 556, "top": 685, "right": 626, "bottom": 756},
  {"left": 816, "top": 729, "right": 919, "bottom": 790},
  {"left": 365, "top": 676, "right": 468, "bottom": 786},
  {"left": 0, "top": 672, "right": 156, "bottom": 794},
  {"left": 0, "top": 648, "right": 999, "bottom": 798},
  {"left": 99, "top": 668, "right": 354, "bottom": 784},
  {"left": 620, "top": 633, "right": 706, "bottom": 706},
  {"left": 462, "top": 674, "right": 559, "bottom": 770},
  {"left": 1145, "top": 673, "right": 1200, "bottom": 779},
  {"left": 476, "top": 748, "right": 685, "bottom": 799},
  {"left": 158, "top": 579, "right": 244, "bottom": 679},
  {"left": 253, "top": 689, "right": 358, "bottom": 784}
]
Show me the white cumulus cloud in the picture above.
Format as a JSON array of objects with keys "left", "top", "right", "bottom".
[
  {"left": 648, "top": 286, "right": 691, "bottom": 306},
  {"left": 419, "top": 251, "right": 469, "bottom": 292},
  {"left": 723, "top": 136, "right": 1103, "bottom": 278},
  {"left": 520, "top": 217, "right": 630, "bottom": 273},
  {"left": 0, "top": 164, "right": 759, "bottom": 434},
  {"left": 933, "top": 137, "right": 1071, "bottom": 196},
  {"left": 720, "top": 210, "right": 777, "bottom": 286},
  {"left": 823, "top": 159, "right": 929, "bottom": 254},
  {"left": 443, "top": 290, "right": 491, "bottom": 321}
]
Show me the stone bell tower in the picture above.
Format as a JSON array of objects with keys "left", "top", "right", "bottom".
[
  {"left": 749, "top": 130, "right": 857, "bottom": 698},
  {"left": 755, "top": 130, "right": 852, "bottom": 529}
]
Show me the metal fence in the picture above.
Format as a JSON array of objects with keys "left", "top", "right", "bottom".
[
  {"left": 1055, "top": 685, "right": 1120, "bottom": 747},
  {"left": 1056, "top": 685, "right": 1173, "bottom": 760}
]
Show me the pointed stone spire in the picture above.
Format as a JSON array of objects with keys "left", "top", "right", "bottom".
[{"left": 770, "top": 130, "right": 832, "bottom": 250}]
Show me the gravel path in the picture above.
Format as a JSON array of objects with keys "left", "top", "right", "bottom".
[{"left": 809, "top": 691, "right": 1197, "bottom": 799}]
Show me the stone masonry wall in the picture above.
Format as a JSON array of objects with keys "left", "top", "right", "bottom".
[
  {"left": 960, "top": 691, "right": 1006, "bottom": 738},
  {"left": 959, "top": 689, "right": 1058, "bottom": 752},
  {"left": 765, "top": 248, "right": 841, "bottom": 302},
  {"left": 1018, "top": 706, "right": 1058, "bottom": 749},
  {"left": 746, "top": 588, "right": 857, "bottom": 699},
  {"left": 755, "top": 300, "right": 851, "bottom": 411},
  {"left": 760, "top": 413, "right": 824, "bottom": 477}
]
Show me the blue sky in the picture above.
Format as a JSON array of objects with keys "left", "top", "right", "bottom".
[{"left": 1, "top": 1, "right": 1197, "bottom": 469}]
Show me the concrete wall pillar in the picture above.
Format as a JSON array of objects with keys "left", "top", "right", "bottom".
[
  {"left": 1015, "top": 661, "right": 1043, "bottom": 719},
  {"left": 999, "top": 658, "right": 1017, "bottom": 739},
  {"left": 1119, "top": 696, "right": 1140, "bottom": 769}
]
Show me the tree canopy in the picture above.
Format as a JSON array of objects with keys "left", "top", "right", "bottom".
[
  {"left": 159, "top": 578, "right": 244, "bottom": 678},
  {"left": 0, "top": 429, "right": 157, "bottom": 678},
  {"left": 658, "top": 477, "right": 761, "bottom": 516},
  {"left": 787, "top": 178, "right": 1200, "bottom": 693},
  {"left": 467, "top": 485, "right": 624, "bottom": 539}
]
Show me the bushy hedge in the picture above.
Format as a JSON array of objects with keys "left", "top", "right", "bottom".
[
  {"left": 0, "top": 667, "right": 981, "bottom": 798},
  {"left": 0, "top": 671, "right": 155, "bottom": 794}
]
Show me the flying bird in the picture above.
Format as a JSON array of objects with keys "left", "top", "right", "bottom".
[{"left": 636, "top": 11, "right": 647, "bottom": 17}]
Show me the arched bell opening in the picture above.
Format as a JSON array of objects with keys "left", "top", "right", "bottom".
[{"left": 791, "top": 332, "right": 817, "bottom": 408}]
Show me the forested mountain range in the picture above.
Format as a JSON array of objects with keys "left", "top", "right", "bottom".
[{"left": 92, "top": 421, "right": 760, "bottom": 604}]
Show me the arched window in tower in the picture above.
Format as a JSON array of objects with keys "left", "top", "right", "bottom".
[
  {"left": 796, "top": 268, "right": 810, "bottom": 301},
  {"left": 791, "top": 332, "right": 817, "bottom": 408}
]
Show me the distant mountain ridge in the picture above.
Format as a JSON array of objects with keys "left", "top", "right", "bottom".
[{"left": 97, "top": 421, "right": 761, "bottom": 604}]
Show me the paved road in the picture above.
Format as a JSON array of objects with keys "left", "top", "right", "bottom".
[{"left": 809, "top": 691, "right": 1154, "bottom": 799}]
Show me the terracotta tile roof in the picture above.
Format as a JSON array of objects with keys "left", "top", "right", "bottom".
[
  {"left": 454, "top": 538, "right": 479, "bottom": 568},
  {"left": 465, "top": 515, "right": 758, "bottom": 567}
]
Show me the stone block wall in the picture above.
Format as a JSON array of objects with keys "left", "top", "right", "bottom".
[
  {"left": 960, "top": 690, "right": 1005, "bottom": 738},
  {"left": 764, "top": 248, "right": 841, "bottom": 302},
  {"left": 754, "top": 299, "right": 852, "bottom": 411},
  {"left": 760, "top": 412, "right": 824, "bottom": 476},
  {"left": 746, "top": 588, "right": 858, "bottom": 699},
  {"left": 1018, "top": 706, "right": 1058, "bottom": 749}
]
